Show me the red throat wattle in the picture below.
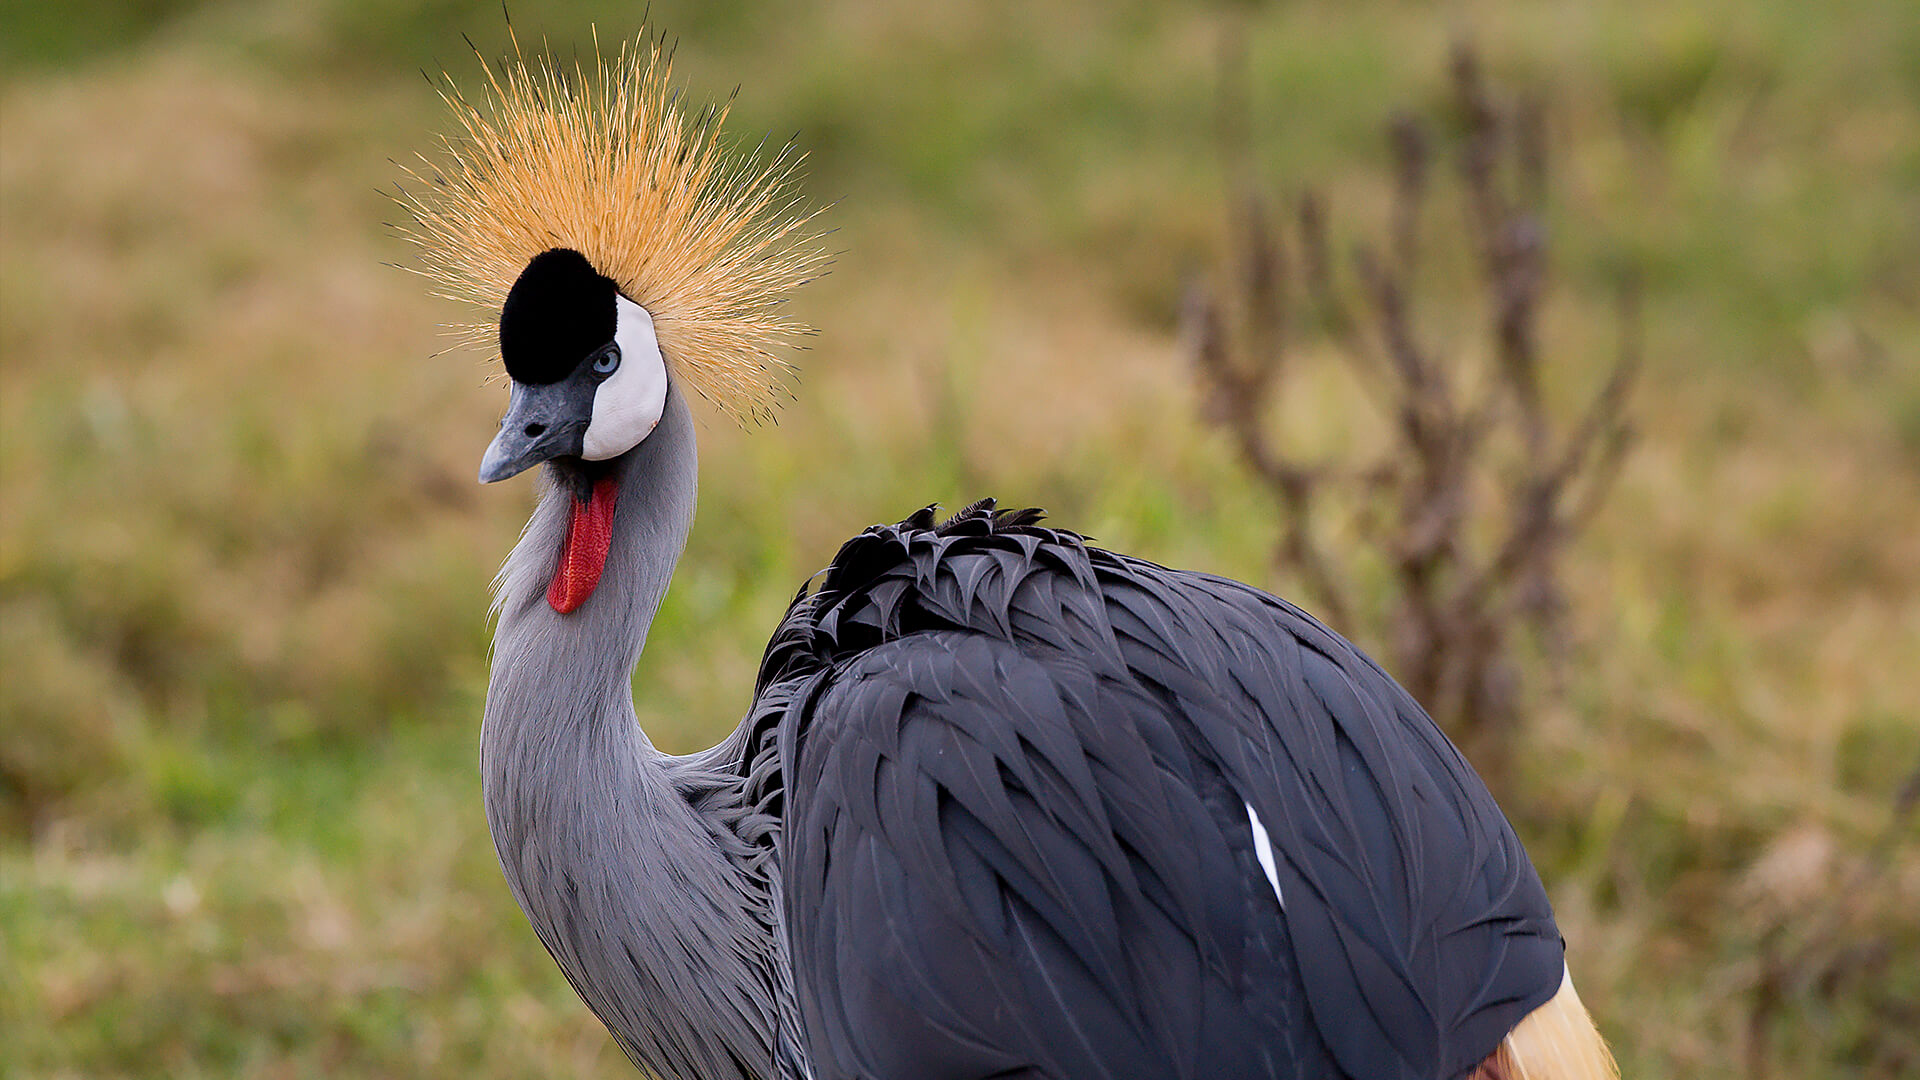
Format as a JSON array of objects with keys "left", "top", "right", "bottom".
[{"left": 547, "top": 473, "right": 622, "bottom": 614}]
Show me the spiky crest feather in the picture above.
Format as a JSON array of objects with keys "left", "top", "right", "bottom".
[{"left": 398, "top": 28, "right": 827, "bottom": 421}]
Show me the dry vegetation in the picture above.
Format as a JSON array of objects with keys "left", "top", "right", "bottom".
[
  {"left": 1186, "top": 43, "right": 1642, "bottom": 790},
  {"left": 2, "top": 1, "right": 1916, "bottom": 1077}
]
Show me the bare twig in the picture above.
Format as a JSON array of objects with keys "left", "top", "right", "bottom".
[{"left": 1183, "top": 42, "right": 1640, "bottom": 786}]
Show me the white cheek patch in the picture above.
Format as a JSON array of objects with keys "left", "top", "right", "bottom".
[
  {"left": 582, "top": 296, "right": 669, "bottom": 461},
  {"left": 1246, "top": 801, "right": 1285, "bottom": 909}
]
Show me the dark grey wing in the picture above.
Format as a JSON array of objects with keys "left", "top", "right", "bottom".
[
  {"left": 763, "top": 503, "right": 1562, "bottom": 1080},
  {"left": 1092, "top": 556, "right": 1564, "bottom": 1079},
  {"left": 781, "top": 629, "right": 1323, "bottom": 1080}
]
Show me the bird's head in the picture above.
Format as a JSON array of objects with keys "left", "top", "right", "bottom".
[
  {"left": 400, "top": 30, "right": 825, "bottom": 479},
  {"left": 399, "top": 31, "right": 824, "bottom": 609},
  {"left": 478, "top": 247, "right": 666, "bottom": 483}
]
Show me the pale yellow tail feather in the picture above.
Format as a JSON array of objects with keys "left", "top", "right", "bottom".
[{"left": 1471, "top": 966, "right": 1619, "bottom": 1080}]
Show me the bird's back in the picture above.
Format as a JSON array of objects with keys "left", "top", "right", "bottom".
[{"left": 751, "top": 501, "right": 1566, "bottom": 1080}]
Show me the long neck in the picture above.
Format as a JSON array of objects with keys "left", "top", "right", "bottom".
[
  {"left": 480, "top": 385, "right": 780, "bottom": 1080},
  {"left": 485, "top": 381, "right": 698, "bottom": 755}
]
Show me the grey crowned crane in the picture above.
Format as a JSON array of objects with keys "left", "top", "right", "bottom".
[{"left": 400, "top": 35, "right": 1617, "bottom": 1080}]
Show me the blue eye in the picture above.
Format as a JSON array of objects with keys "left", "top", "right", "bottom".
[{"left": 592, "top": 346, "right": 621, "bottom": 376}]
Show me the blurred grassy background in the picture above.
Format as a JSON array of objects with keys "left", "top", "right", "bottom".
[{"left": 2, "top": 0, "right": 1916, "bottom": 1076}]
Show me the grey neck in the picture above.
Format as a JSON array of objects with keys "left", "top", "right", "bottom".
[
  {"left": 479, "top": 383, "right": 785, "bottom": 1080},
  {"left": 484, "top": 380, "right": 699, "bottom": 753}
]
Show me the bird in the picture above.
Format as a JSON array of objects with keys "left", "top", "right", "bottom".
[{"left": 399, "top": 32, "right": 1618, "bottom": 1080}]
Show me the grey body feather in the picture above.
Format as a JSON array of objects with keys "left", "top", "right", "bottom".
[{"left": 482, "top": 385, "right": 794, "bottom": 1079}]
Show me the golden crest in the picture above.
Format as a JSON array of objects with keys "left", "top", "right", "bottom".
[{"left": 398, "top": 29, "right": 827, "bottom": 421}]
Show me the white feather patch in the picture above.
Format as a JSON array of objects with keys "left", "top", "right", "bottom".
[
  {"left": 583, "top": 296, "right": 668, "bottom": 460},
  {"left": 1246, "top": 801, "right": 1284, "bottom": 908}
]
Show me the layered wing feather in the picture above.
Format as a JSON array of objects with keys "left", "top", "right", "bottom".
[{"left": 753, "top": 502, "right": 1562, "bottom": 1079}]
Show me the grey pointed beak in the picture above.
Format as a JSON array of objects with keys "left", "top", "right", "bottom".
[{"left": 480, "top": 380, "right": 593, "bottom": 483}]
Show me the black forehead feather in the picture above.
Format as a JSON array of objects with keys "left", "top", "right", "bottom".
[{"left": 499, "top": 248, "right": 618, "bottom": 385}]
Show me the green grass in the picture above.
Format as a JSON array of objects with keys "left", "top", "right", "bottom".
[{"left": 3, "top": 0, "right": 1917, "bottom": 1076}]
